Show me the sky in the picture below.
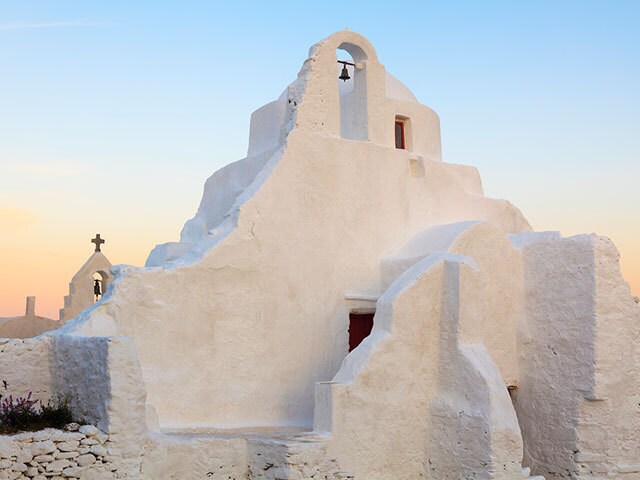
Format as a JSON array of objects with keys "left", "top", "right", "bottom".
[{"left": 0, "top": 1, "right": 638, "bottom": 319}]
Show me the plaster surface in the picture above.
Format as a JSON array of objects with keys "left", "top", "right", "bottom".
[{"left": 62, "top": 31, "right": 530, "bottom": 429}]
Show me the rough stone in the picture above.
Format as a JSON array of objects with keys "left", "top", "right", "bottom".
[
  {"left": 53, "top": 443, "right": 77, "bottom": 454},
  {"left": 45, "top": 460, "right": 70, "bottom": 472},
  {"left": 28, "top": 443, "right": 55, "bottom": 458},
  {"left": 94, "top": 433, "right": 108, "bottom": 446},
  {"left": 51, "top": 453, "right": 76, "bottom": 461},
  {"left": 29, "top": 433, "right": 49, "bottom": 444},
  {"left": 51, "top": 433, "right": 82, "bottom": 443},
  {"left": 77, "top": 426, "right": 98, "bottom": 438},
  {"left": 15, "top": 450, "right": 32, "bottom": 465},
  {"left": 32, "top": 456, "right": 53, "bottom": 464},
  {"left": 0, "top": 438, "right": 18, "bottom": 459},
  {"left": 87, "top": 445, "right": 106, "bottom": 458},
  {"left": 60, "top": 466, "right": 83, "bottom": 478},
  {"left": 74, "top": 455, "right": 95, "bottom": 467}
]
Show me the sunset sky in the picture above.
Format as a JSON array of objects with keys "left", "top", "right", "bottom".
[{"left": 1, "top": 1, "right": 638, "bottom": 319}]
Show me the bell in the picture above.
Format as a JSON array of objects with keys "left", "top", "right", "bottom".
[{"left": 339, "top": 64, "right": 350, "bottom": 82}]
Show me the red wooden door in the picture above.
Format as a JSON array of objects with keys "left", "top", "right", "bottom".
[{"left": 349, "top": 313, "right": 374, "bottom": 351}]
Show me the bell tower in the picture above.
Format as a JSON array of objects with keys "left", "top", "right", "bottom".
[{"left": 59, "top": 234, "right": 113, "bottom": 322}]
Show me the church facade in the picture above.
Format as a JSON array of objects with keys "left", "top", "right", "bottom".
[{"left": 1, "top": 31, "right": 638, "bottom": 479}]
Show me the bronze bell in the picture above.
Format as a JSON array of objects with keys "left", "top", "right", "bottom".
[{"left": 339, "top": 64, "right": 350, "bottom": 82}]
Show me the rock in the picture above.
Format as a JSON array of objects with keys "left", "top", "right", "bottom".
[
  {"left": 62, "top": 424, "right": 79, "bottom": 433},
  {"left": 0, "top": 459, "right": 12, "bottom": 468},
  {"left": 94, "top": 433, "right": 108, "bottom": 445},
  {"left": 32, "top": 455, "right": 54, "bottom": 463},
  {"left": 29, "top": 442, "right": 55, "bottom": 457},
  {"left": 60, "top": 466, "right": 83, "bottom": 478},
  {"left": 0, "top": 437, "right": 18, "bottom": 459},
  {"left": 51, "top": 433, "right": 82, "bottom": 443},
  {"left": 45, "top": 460, "right": 70, "bottom": 472},
  {"left": 10, "top": 464, "right": 27, "bottom": 472},
  {"left": 29, "top": 432, "right": 50, "bottom": 443},
  {"left": 88, "top": 445, "right": 107, "bottom": 457},
  {"left": 54, "top": 442, "right": 78, "bottom": 453},
  {"left": 52, "top": 453, "right": 77, "bottom": 460},
  {"left": 12, "top": 434, "right": 33, "bottom": 443},
  {"left": 16, "top": 449, "right": 33, "bottom": 465},
  {"left": 78, "top": 426, "right": 98, "bottom": 438},
  {"left": 76, "top": 448, "right": 89, "bottom": 456},
  {"left": 79, "top": 439, "right": 97, "bottom": 446},
  {"left": 75, "top": 454, "right": 95, "bottom": 467},
  {"left": 25, "top": 467, "right": 38, "bottom": 477},
  {"left": 106, "top": 446, "right": 121, "bottom": 456},
  {"left": 32, "top": 476, "right": 47, "bottom": 480}
]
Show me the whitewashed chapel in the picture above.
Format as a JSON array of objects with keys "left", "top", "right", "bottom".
[{"left": 1, "top": 31, "right": 639, "bottom": 480}]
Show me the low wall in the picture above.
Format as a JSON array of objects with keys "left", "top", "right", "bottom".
[
  {"left": 0, "top": 337, "right": 53, "bottom": 404},
  {"left": 142, "top": 432, "right": 352, "bottom": 480},
  {"left": 0, "top": 425, "right": 116, "bottom": 479},
  {"left": 0, "top": 335, "right": 147, "bottom": 478}
]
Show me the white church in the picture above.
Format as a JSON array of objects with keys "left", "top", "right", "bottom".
[{"left": 1, "top": 31, "right": 638, "bottom": 480}]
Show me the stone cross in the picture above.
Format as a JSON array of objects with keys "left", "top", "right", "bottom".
[{"left": 91, "top": 234, "right": 105, "bottom": 252}]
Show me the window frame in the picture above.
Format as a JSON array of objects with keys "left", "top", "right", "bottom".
[{"left": 395, "top": 119, "right": 406, "bottom": 150}]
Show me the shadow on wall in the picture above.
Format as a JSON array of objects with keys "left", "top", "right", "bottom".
[{"left": 50, "top": 335, "right": 110, "bottom": 431}]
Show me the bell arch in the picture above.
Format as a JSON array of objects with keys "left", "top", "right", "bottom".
[
  {"left": 287, "top": 30, "right": 386, "bottom": 145},
  {"left": 92, "top": 270, "right": 110, "bottom": 302},
  {"left": 337, "top": 42, "right": 369, "bottom": 141}
]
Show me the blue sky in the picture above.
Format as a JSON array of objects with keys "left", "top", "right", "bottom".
[{"left": 1, "top": 1, "right": 639, "bottom": 316}]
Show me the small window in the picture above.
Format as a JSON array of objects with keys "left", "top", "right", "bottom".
[
  {"left": 395, "top": 119, "right": 406, "bottom": 149},
  {"left": 349, "top": 312, "right": 374, "bottom": 352}
]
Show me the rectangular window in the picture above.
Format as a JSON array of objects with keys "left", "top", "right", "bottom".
[
  {"left": 349, "top": 312, "right": 374, "bottom": 352},
  {"left": 395, "top": 120, "right": 406, "bottom": 149}
]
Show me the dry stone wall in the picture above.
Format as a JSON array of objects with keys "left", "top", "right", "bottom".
[
  {"left": 141, "top": 432, "right": 354, "bottom": 480},
  {"left": 0, "top": 425, "right": 119, "bottom": 480}
]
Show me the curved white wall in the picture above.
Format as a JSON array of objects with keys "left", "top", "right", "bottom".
[{"left": 62, "top": 31, "right": 531, "bottom": 428}]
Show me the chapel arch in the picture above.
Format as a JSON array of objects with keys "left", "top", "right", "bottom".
[
  {"left": 337, "top": 42, "right": 369, "bottom": 141},
  {"left": 92, "top": 270, "right": 110, "bottom": 302}
]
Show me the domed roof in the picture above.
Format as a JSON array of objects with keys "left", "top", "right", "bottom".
[
  {"left": 335, "top": 68, "right": 419, "bottom": 103},
  {"left": 384, "top": 71, "right": 418, "bottom": 103}
]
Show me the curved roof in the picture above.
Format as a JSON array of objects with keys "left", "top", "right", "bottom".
[{"left": 384, "top": 71, "right": 418, "bottom": 103}]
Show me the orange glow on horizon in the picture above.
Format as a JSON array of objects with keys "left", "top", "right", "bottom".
[{"left": 1, "top": 228, "right": 638, "bottom": 320}]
